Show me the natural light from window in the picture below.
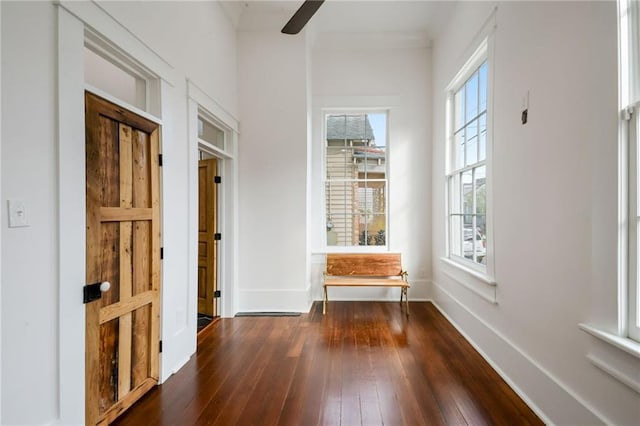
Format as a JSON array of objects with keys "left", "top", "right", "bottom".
[
  {"left": 448, "top": 61, "right": 488, "bottom": 269},
  {"left": 325, "top": 112, "right": 388, "bottom": 247}
]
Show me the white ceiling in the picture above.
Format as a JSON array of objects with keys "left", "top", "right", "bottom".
[{"left": 221, "top": 1, "right": 457, "bottom": 43}]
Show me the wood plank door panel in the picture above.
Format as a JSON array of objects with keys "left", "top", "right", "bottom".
[
  {"left": 85, "top": 92, "right": 161, "bottom": 425},
  {"left": 198, "top": 158, "right": 218, "bottom": 317}
]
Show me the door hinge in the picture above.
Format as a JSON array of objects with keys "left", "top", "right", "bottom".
[
  {"left": 158, "top": 154, "right": 163, "bottom": 166},
  {"left": 159, "top": 340, "right": 163, "bottom": 353},
  {"left": 160, "top": 247, "right": 164, "bottom": 260},
  {"left": 214, "top": 233, "right": 222, "bottom": 241},
  {"left": 623, "top": 107, "right": 635, "bottom": 121},
  {"left": 214, "top": 176, "right": 222, "bottom": 184},
  {"left": 214, "top": 290, "right": 221, "bottom": 298}
]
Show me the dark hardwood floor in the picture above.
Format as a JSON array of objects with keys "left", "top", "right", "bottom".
[{"left": 113, "top": 301, "right": 543, "bottom": 426}]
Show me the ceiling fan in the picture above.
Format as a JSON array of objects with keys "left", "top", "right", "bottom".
[{"left": 281, "top": 0, "right": 325, "bottom": 34}]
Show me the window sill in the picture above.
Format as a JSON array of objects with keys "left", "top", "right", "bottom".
[
  {"left": 440, "top": 257, "right": 496, "bottom": 285},
  {"left": 439, "top": 257, "right": 497, "bottom": 304},
  {"left": 579, "top": 324, "right": 640, "bottom": 394},
  {"left": 315, "top": 246, "right": 393, "bottom": 254},
  {"left": 578, "top": 324, "right": 640, "bottom": 359}
]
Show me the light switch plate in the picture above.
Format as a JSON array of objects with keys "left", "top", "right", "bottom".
[{"left": 8, "top": 200, "right": 29, "bottom": 228}]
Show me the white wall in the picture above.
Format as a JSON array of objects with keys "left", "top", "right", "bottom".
[
  {"left": 431, "top": 2, "right": 639, "bottom": 425},
  {"left": 1, "top": 1, "right": 238, "bottom": 424},
  {"left": 1, "top": 3, "right": 59, "bottom": 424},
  {"left": 236, "top": 31, "right": 311, "bottom": 312},
  {"left": 98, "top": 1, "right": 238, "bottom": 118},
  {"left": 310, "top": 36, "right": 433, "bottom": 301}
]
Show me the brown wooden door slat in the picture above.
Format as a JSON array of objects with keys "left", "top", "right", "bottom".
[
  {"left": 131, "top": 129, "right": 151, "bottom": 388},
  {"left": 117, "top": 124, "right": 134, "bottom": 399},
  {"left": 98, "top": 283, "right": 155, "bottom": 325},
  {"left": 99, "top": 207, "right": 153, "bottom": 222}
]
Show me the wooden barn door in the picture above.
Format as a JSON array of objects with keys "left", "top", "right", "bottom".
[
  {"left": 84, "top": 92, "right": 161, "bottom": 425},
  {"left": 198, "top": 158, "right": 218, "bottom": 317}
]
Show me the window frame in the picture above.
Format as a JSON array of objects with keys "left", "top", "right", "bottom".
[
  {"left": 445, "top": 38, "right": 495, "bottom": 280},
  {"left": 623, "top": 0, "right": 640, "bottom": 342},
  {"left": 322, "top": 110, "right": 390, "bottom": 252},
  {"left": 628, "top": 105, "right": 640, "bottom": 341}
]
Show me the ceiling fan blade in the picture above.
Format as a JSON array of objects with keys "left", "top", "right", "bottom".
[{"left": 281, "top": 0, "right": 325, "bottom": 35}]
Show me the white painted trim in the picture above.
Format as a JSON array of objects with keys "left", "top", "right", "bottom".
[
  {"left": 57, "top": 7, "right": 87, "bottom": 425},
  {"left": 187, "top": 80, "right": 239, "bottom": 133},
  {"left": 618, "top": 0, "right": 631, "bottom": 338},
  {"left": 579, "top": 323, "right": 640, "bottom": 359},
  {"left": 446, "top": 38, "right": 489, "bottom": 92},
  {"left": 443, "top": 21, "right": 497, "bottom": 284},
  {"left": 586, "top": 354, "right": 640, "bottom": 394},
  {"left": 432, "top": 282, "right": 608, "bottom": 426},
  {"left": 187, "top": 93, "right": 239, "bottom": 319},
  {"left": 198, "top": 139, "right": 233, "bottom": 160},
  {"left": 58, "top": 1, "right": 179, "bottom": 87},
  {"left": 57, "top": 3, "right": 177, "bottom": 421},
  {"left": 320, "top": 107, "right": 391, "bottom": 250},
  {"left": 440, "top": 256, "right": 496, "bottom": 285},
  {"left": 439, "top": 257, "right": 497, "bottom": 304}
]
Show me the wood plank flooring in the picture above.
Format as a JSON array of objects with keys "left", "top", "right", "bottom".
[{"left": 113, "top": 302, "right": 543, "bottom": 426}]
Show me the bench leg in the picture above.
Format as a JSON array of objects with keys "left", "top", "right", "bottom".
[
  {"left": 323, "top": 286, "right": 328, "bottom": 315},
  {"left": 404, "top": 287, "right": 409, "bottom": 314}
]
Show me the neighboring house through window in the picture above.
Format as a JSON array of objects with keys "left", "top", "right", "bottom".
[
  {"left": 325, "top": 113, "right": 388, "bottom": 247},
  {"left": 446, "top": 40, "right": 490, "bottom": 273}
]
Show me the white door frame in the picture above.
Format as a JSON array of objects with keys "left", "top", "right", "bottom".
[
  {"left": 187, "top": 80, "right": 239, "bottom": 321},
  {"left": 57, "top": 3, "right": 176, "bottom": 424}
]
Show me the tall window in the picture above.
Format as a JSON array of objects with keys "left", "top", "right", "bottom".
[
  {"left": 447, "top": 45, "right": 489, "bottom": 270},
  {"left": 325, "top": 112, "right": 388, "bottom": 247},
  {"left": 622, "top": 0, "right": 640, "bottom": 341}
]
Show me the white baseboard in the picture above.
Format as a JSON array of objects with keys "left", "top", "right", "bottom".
[{"left": 431, "top": 281, "right": 605, "bottom": 426}]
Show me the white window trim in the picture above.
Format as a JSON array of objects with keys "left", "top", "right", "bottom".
[
  {"left": 628, "top": 103, "right": 640, "bottom": 341},
  {"left": 322, "top": 108, "right": 390, "bottom": 252},
  {"left": 443, "top": 35, "right": 496, "bottom": 286},
  {"left": 621, "top": 0, "right": 640, "bottom": 343},
  {"left": 578, "top": 0, "right": 640, "bottom": 393}
]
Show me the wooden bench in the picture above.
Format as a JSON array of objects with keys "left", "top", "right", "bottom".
[{"left": 322, "top": 253, "right": 410, "bottom": 314}]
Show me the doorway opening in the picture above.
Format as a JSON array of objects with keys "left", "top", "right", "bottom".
[
  {"left": 197, "top": 146, "right": 221, "bottom": 334},
  {"left": 189, "top": 92, "right": 237, "bottom": 335}
]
